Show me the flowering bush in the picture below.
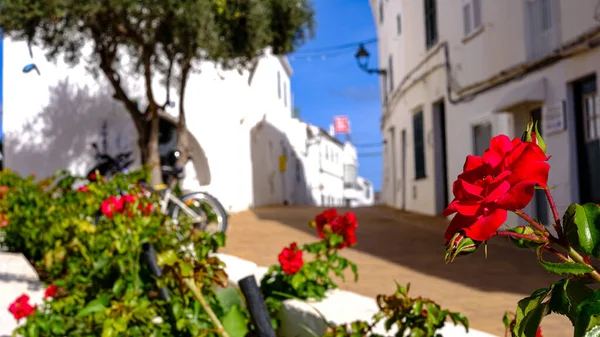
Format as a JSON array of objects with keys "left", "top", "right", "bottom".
[
  {"left": 259, "top": 209, "right": 359, "bottom": 328},
  {"left": 0, "top": 170, "right": 249, "bottom": 337},
  {"left": 445, "top": 121, "right": 600, "bottom": 337},
  {"left": 322, "top": 283, "right": 468, "bottom": 337}
]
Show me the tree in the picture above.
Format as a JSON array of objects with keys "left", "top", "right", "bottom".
[{"left": 0, "top": 0, "right": 315, "bottom": 184}]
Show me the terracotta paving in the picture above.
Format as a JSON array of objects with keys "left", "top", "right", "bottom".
[{"left": 221, "top": 206, "right": 571, "bottom": 337}]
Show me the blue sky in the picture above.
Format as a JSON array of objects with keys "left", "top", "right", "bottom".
[{"left": 289, "top": 0, "right": 383, "bottom": 190}]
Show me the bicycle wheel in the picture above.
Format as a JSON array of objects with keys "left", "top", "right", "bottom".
[{"left": 169, "top": 191, "right": 228, "bottom": 233}]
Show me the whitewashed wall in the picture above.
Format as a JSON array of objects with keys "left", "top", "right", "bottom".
[
  {"left": 372, "top": 0, "right": 600, "bottom": 224},
  {"left": 2, "top": 37, "right": 300, "bottom": 212}
]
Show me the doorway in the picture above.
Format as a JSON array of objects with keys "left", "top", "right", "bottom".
[
  {"left": 389, "top": 127, "right": 397, "bottom": 207},
  {"left": 573, "top": 75, "right": 600, "bottom": 204},
  {"left": 433, "top": 101, "right": 449, "bottom": 215},
  {"left": 530, "top": 107, "right": 549, "bottom": 226},
  {"left": 400, "top": 129, "right": 407, "bottom": 210}
]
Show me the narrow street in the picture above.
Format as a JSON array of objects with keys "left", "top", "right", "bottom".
[{"left": 222, "top": 206, "right": 570, "bottom": 337}]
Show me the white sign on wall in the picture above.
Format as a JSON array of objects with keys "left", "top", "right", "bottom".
[{"left": 543, "top": 101, "right": 566, "bottom": 135}]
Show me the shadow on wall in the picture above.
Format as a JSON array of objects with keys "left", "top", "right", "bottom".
[
  {"left": 250, "top": 118, "right": 314, "bottom": 207},
  {"left": 5, "top": 78, "right": 138, "bottom": 178}
]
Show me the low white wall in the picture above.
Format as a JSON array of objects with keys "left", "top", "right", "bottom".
[
  {"left": 0, "top": 252, "right": 497, "bottom": 337},
  {"left": 214, "top": 253, "right": 498, "bottom": 337}
]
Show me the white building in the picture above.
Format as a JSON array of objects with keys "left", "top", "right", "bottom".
[
  {"left": 2, "top": 35, "right": 373, "bottom": 212},
  {"left": 371, "top": 0, "right": 600, "bottom": 228}
]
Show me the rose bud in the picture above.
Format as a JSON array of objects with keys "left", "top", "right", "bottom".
[
  {"left": 506, "top": 226, "right": 546, "bottom": 249},
  {"left": 521, "top": 121, "right": 546, "bottom": 153},
  {"left": 445, "top": 232, "right": 480, "bottom": 263}
]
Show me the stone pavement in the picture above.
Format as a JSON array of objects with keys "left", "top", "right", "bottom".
[{"left": 222, "top": 206, "right": 571, "bottom": 337}]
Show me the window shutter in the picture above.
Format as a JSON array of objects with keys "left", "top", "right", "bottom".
[
  {"left": 472, "top": 0, "right": 482, "bottom": 28},
  {"left": 463, "top": 3, "right": 471, "bottom": 36}
]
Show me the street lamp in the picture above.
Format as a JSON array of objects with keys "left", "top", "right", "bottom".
[{"left": 354, "top": 44, "right": 386, "bottom": 76}]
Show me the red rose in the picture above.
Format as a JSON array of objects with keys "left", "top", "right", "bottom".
[
  {"left": 44, "top": 284, "right": 57, "bottom": 299},
  {"left": 77, "top": 185, "right": 89, "bottom": 192},
  {"left": 444, "top": 135, "right": 550, "bottom": 242},
  {"left": 122, "top": 194, "right": 136, "bottom": 204},
  {"left": 101, "top": 196, "right": 125, "bottom": 218},
  {"left": 138, "top": 203, "right": 152, "bottom": 216},
  {"left": 278, "top": 242, "right": 304, "bottom": 275},
  {"left": 8, "top": 294, "right": 35, "bottom": 320},
  {"left": 314, "top": 209, "right": 358, "bottom": 248}
]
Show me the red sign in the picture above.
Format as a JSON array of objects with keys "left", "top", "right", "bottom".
[{"left": 333, "top": 116, "right": 350, "bottom": 134}]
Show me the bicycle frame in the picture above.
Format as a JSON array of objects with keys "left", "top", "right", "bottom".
[{"left": 145, "top": 184, "right": 204, "bottom": 224}]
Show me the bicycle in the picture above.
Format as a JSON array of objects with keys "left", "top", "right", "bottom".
[{"left": 140, "top": 153, "right": 229, "bottom": 234}]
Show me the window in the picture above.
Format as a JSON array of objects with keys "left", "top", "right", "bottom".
[
  {"left": 343, "top": 164, "right": 358, "bottom": 187},
  {"left": 462, "top": 0, "right": 482, "bottom": 36},
  {"left": 283, "top": 81, "right": 288, "bottom": 107},
  {"left": 277, "top": 71, "right": 281, "bottom": 99},
  {"left": 583, "top": 94, "right": 599, "bottom": 141},
  {"left": 388, "top": 54, "right": 394, "bottom": 91},
  {"left": 472, "top": 122, "right": 492, "bottom": 156},
  {"left": 295, "top": 159, "right": 302, "bottom": 183},
  {"left": 325, "top": 146, "right": 329, "bottom": 160},
  {"left": 524, "top": 0, "right": 559, "bottom": 60},
  {"left": 379, "top": 1, "right": 384, "bottom": 24},
  {"left": 413, "top": 111, "right": 426, "bottom": 179},
  {"left": 365, "top": 182, "right": 371, "bottom": 199},
  {"left": 424, "top": 0, "right": 438, "bottom": 49},
  {"left": 396, "top": 14, "right": 402, "bottom": 35}
]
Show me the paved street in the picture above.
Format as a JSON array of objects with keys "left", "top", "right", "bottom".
[{"left": 222, "top": 206, "right": 571, "bottom": 337}]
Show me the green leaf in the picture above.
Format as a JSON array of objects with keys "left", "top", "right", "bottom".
[
  {"left": 27, "top": 323, "right": 40, "bottom": 337},
  {"left": 449, "top": 312, "right": 469, "bottom": 331},
  {"left": 157, "top": 249, "right": 179, "bottom": 267},
  {"left": 565, "top": 203, "right": 600, "bottom": 257},
  {"left": 512, "top": 289, "right": 550, "bottom": 337},
  {"left": 112, "top": 278, "right": 125, "bottom": 296},
  {"left": 217, "top": 288, "right": 243, "bottom": 312},
  {"left": 179, "top": 261, "right": 194, "bottom": 277},
  {"left": 575, "top": 291, "right": 600, "bottom": 336},
  {"left": 213, "top": 232, "right": 226, "bottom": 248},
  {"left": 101, "top": 320, "right": 118, "bottom": 337},
  {"left": 536, "top": 246, "right": 593, "bottom": 275},
  {"left": 349, "top": 262, "right": 359, "bottom": 282},
  {"left": 291, "top": 272, "right": 306, "bottom": 290},
  {"left": 222, "top": 305, "right": 249, "bottom": 337},
  {"left": 549, "top": 278, "right": 593, "bottom": 323},
  {"left": 76, "top": 299, "right": 107, "bottom": 317}
]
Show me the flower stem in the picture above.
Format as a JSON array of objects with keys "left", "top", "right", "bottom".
[
  {"left": 495, "top": 231, "right": 545, "bottom": 242},
  {"left": 514, "top": 210, "right": 550, "bottom": 237},
  {"left": 183, "top": 278, "right": 230, "bottom": 337},
  {"left": 544, "top": 188, "right": 564, "bottom": 239},
  {"left": 567, "top": 247, "right": 600, "bottom": 283},
  {"left": 543, "top": 245, "right": 570, "bottom": 262}
]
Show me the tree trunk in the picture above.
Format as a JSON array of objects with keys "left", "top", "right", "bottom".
[
  {"left": 142, "top": 48, "right": 164, "bottom": 186},
  {"left": 175, "top": 57, "right": 192, "bottom": 167}
]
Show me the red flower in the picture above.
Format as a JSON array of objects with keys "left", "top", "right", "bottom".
[
  {"left": 278, "top": 242, "right": 304, "bottom": 275},
  {"left": 122, "top": 194, "right": 136, "bottom": 203},
  {"left": 44, "top": 284, "right": 57, "bottom": 299},
  {"left": 536, "top": 327, "right": 543, "bottom": 337},
  {"left": 101, "top": 196, "right": 125, "bottom": 218},
  {"left": 8, "top": 294, "right": 35, "bottom": 320},
  {"left": 444, "top": 135, "right": 550, "bottom": 242},
  {"left": 77, "top": 185, "right": 89, "bottom": 192},
  {"left": 138, "top": 203, "right": 153, "bottom": 216},
  {"left": 314, "top": 209, "right": 358, "bottom": 248},
  {"left": 88, "top": 172, "right": 97, "bottom": 181}
]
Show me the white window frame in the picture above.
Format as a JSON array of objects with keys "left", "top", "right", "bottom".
[{"left": 462, "top": 0, "right": 482, "bottom": 37}]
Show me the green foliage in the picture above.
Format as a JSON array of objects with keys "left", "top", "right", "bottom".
[
  {"left": 564, "top": 203, "right": 600, "bottom": 258},
  {"left": 322, "top": 283, "right": 468, "bottom": 337},
  {"left": 0, "top": 169, "right": 248, "bottom": 336},
  {"left": 259, "top": 234, "right": 358, "bottom": 331},
  {"left": 260, "top": 235, "right": 358, "bottom": 301}
]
